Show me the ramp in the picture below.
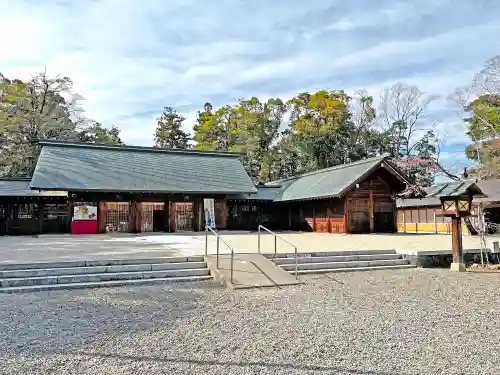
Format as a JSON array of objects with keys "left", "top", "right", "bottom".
[{"left": 205, "top": 253, "right": 303, "bottom": 289}]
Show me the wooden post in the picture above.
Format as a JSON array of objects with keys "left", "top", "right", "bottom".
[
  {"left": 402, "top": 209, "right": 406, "bottom": 233},
  {"left": 433, "top": 208, "right": 437, "bottom": 233},
  {"left": 288, "top": 205, "right": 292, "bottom": 229},
  {"left": 67, "top": 196, "right": 73, "bottom": 234},
  {"left": 136, "top": 202, "right": 143, "bottom": 233},
  {"left": 368, "top": 183, "right": 374, "bottom": 233},
  {"left": 170, "top": 202, "right": 176, "bottom": 232},
  {"left": 198, "top": 198, "right": 204, "bottom": 231},
  {"left": 98, "top": 201, "right": 107, "bottom": 233},
  {"left": 163, "top": 198, "right": 170, "bottom": 232},
  {"left": 37, "top": 202, "right": 44, "bottom": 234},
  {"left": 312, "top": 204, "right": 316, "bottom": 232},
  {"left": 451, "top": 216, "right": 465, "bottom": 271},
  {"left": 343, "top": 198, "right": 349, "bottom": 234}
]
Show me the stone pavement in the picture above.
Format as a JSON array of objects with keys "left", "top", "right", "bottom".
[{"left": 0, "top": 231, "right": 496, "bottom": 264}]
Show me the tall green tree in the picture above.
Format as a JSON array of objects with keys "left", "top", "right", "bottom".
[
  {"left": 287, "top": 90, "right": 353, "bottom": 170},
  {"left": 154, "top": 107, "right": 190, "bottom": 149},
  {"left": 0, "top": 72, "right": 80, "bottom": 176},
  {"left": 463, "top": 94, "right": 500, "bottom": 178},
  {"left": 233, "top": 97, "right": 286, "bottom": 182},
  {"left": 76, "top": 121, "right": 124, "bottom": 145},
  {"left": 193, "top": 104, "right": 241, "bottom": 152}
]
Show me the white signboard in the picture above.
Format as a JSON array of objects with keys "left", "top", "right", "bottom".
[
  {"left": 73, "top": 205, "right": 97, "bottom": 221},
  {"left": 203, "top": 198, "right": 216, "bottom": 229}
]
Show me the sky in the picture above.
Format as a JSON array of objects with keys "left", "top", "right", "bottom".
[{"left": 1, "top": 0, "right": 499, "bottom": 176}]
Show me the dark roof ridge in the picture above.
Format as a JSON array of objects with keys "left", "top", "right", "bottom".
[
  {"left": 266, "top": 155, "right": 388, "bottom": 185},
  {"left": 38, "top": 140, "right": 243, "bottom": 158}
]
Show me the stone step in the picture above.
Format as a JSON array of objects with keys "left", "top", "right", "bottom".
[
  {"left": 273, "top": 254, "right": 402, "bottom": 265},
  {"left": 287, "top": 264, "right": 416, "bottom": 275},
  {"left": 0, "top": 275, "right": 213, "bottom": 293},
  {"left": 264, "top": 249, "right": 397, "bottom": 258},
  {"left": 0, "top": 256, "right": 205, "bottom": 271},
  {"left": 279, "top": 259, "right": 409, "bottom": 271},
  {"left": 0, "top": 261, "right": 208, "bottom": 278},
  {"left": 0, "top": 268, "right": 210, "bottom": 288}
]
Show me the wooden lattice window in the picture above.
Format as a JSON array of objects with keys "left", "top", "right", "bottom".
[
  {"left": 12, "top": 203, "right": 38, "bottom": 220},
  {"left": 105, "top": 202, "right": 130, "bottom": 232},
  {"left": 44, "top": 203, "right": 68, "bottom": 220}
]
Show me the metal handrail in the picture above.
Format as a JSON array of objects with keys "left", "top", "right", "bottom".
[
  {"left": 258, "top": 225, "right": 299, "bottom": 279},
  {"left": 205, "top": 227, "right": 235, "bottom": 284}
]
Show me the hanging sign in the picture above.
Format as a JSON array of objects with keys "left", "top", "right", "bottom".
[{"left": 203, "top": 198, "right": 216, "bottom": 229}]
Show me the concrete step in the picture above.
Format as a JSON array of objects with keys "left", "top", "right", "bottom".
[
  {"left": 0, "top": 261, "right": 208, "bottom": 278},
  {"left": 273, "top": 254, "right": 402, "bottom": 265},
  {"left": 1, "top": 268, "right": 210, "bottom": 288},
  {"left": 0, "top": 275, "right": 213, "bottom": 293},
  {"left": 264, "top": 249, "right": 397, "bottom": 259},
  {"left": 279, "top": 259, "right": 410, "bottom": 271},
  {"left": 0, "top": 256, "right": 205, "bottom": 271},
  {"left": 288, "top": 264, "right": 416, "bottom": 275}
]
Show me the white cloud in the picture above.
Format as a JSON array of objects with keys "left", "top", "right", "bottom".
[{"left": 0, "top": 0, "right": 499, "bottom": 162}]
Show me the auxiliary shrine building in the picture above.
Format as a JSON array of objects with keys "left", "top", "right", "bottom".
[{"left": 0, "top": 140, "right": 416, "bottom": 236}]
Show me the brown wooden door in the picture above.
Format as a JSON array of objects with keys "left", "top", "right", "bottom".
[
  {"left": 348, "top": 198, "right": 370, "bottom": 233},
  {"left": 175, "top": 203, "right": 193, "bottom": 231}
]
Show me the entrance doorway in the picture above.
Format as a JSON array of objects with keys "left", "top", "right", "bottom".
[{"left": 175, "top": 202, "right": 193, "bottom": 231}]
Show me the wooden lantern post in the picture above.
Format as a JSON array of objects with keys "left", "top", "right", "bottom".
[{"left": 439, "top": 182, "right": 485, "bottom": 272}]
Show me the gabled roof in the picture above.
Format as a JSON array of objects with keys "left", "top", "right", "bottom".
[
  {"left": 398, "top": 180, "right": 488, "bottom": 208},
  {"left": 30, "top": 141, "right": 257, "bottom": 194},
  {"left": 269, "top": 155, "right": 409, "bottom": 202},
  {"left": 229, "top": 155, "right": 411, "bottom": 202},
  {"left": 0, "top": 178, "right": 67, "bottom": 197}
]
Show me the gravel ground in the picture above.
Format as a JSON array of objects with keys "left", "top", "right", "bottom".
[{"left": 1, "top": 268, "right": 499, "bottom": 375}]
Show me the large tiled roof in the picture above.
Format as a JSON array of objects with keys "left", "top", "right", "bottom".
[
  {"left": 30, "top": 141, "right": 257, "bottom": 194},
  {"left": 0, "top": 178, "right": 67, "bottom": 197}
]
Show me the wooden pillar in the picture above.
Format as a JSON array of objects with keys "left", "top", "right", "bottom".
[
  {"left": 220, "top": 200, "right": 228, "bottom": 229},
  {"left": 416, "top": 208, "right": 419, "bottom": 233},
  {"left": 288, "top": 205, "right": 292, "bottom": 228},
  {"left": 344, "top": 198, "right": 349, "bottom": 234},
  {"left": 170, "top": 202, "right": 176, "bottom": 232},
  {"left": 136, "top": 202, "right": 143, "bottom": 233},
  {"left": 163, "top": 198, "right": 170, "bottom": 232},
  {"left": 37, "top": 202, "right": 44, "bottom": 234},
  {"left": 129, "top": 202, "right": 142, "bottom": 233},
  {"left": 128, "top": 202, "right": 135, "bottom": 233},
  {"left": 98, "top": 201, "right": 107, "bottom": 233},
  {"left": 402, "top": 209, "right": 406, "bottom": 233},
  {"left": 312, "top": 204, "right": 316, "bottom": 232},
  {"left": 368, "top": 182, "right": 374, "bottom": 233},
  {"left": 451, "top": 216, "right": 465, "bottom": 271},
  {"left": 433, "top": 208, "right": 437, "bottom": 233},
  {"left": 67, "top": 196, "right": 73, "bottom": 234},
  {"left": 192, "top": 199, "right": 201, "bottom": 231}
]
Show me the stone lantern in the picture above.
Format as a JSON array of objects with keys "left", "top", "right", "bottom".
[{"left": 438, "top": 181, "right": 485, "bottom": 272}]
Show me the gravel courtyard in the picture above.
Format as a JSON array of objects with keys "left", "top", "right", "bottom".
[{"left": 1, "top": 269, "right": 499, "bottom": 375}]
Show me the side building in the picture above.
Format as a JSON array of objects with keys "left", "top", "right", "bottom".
[
  {"left": 396, "top": 179, "right": 500, "bottom": 234},
  {"left": 227, "top": 155, "right": 412, "bottom": 233}
]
